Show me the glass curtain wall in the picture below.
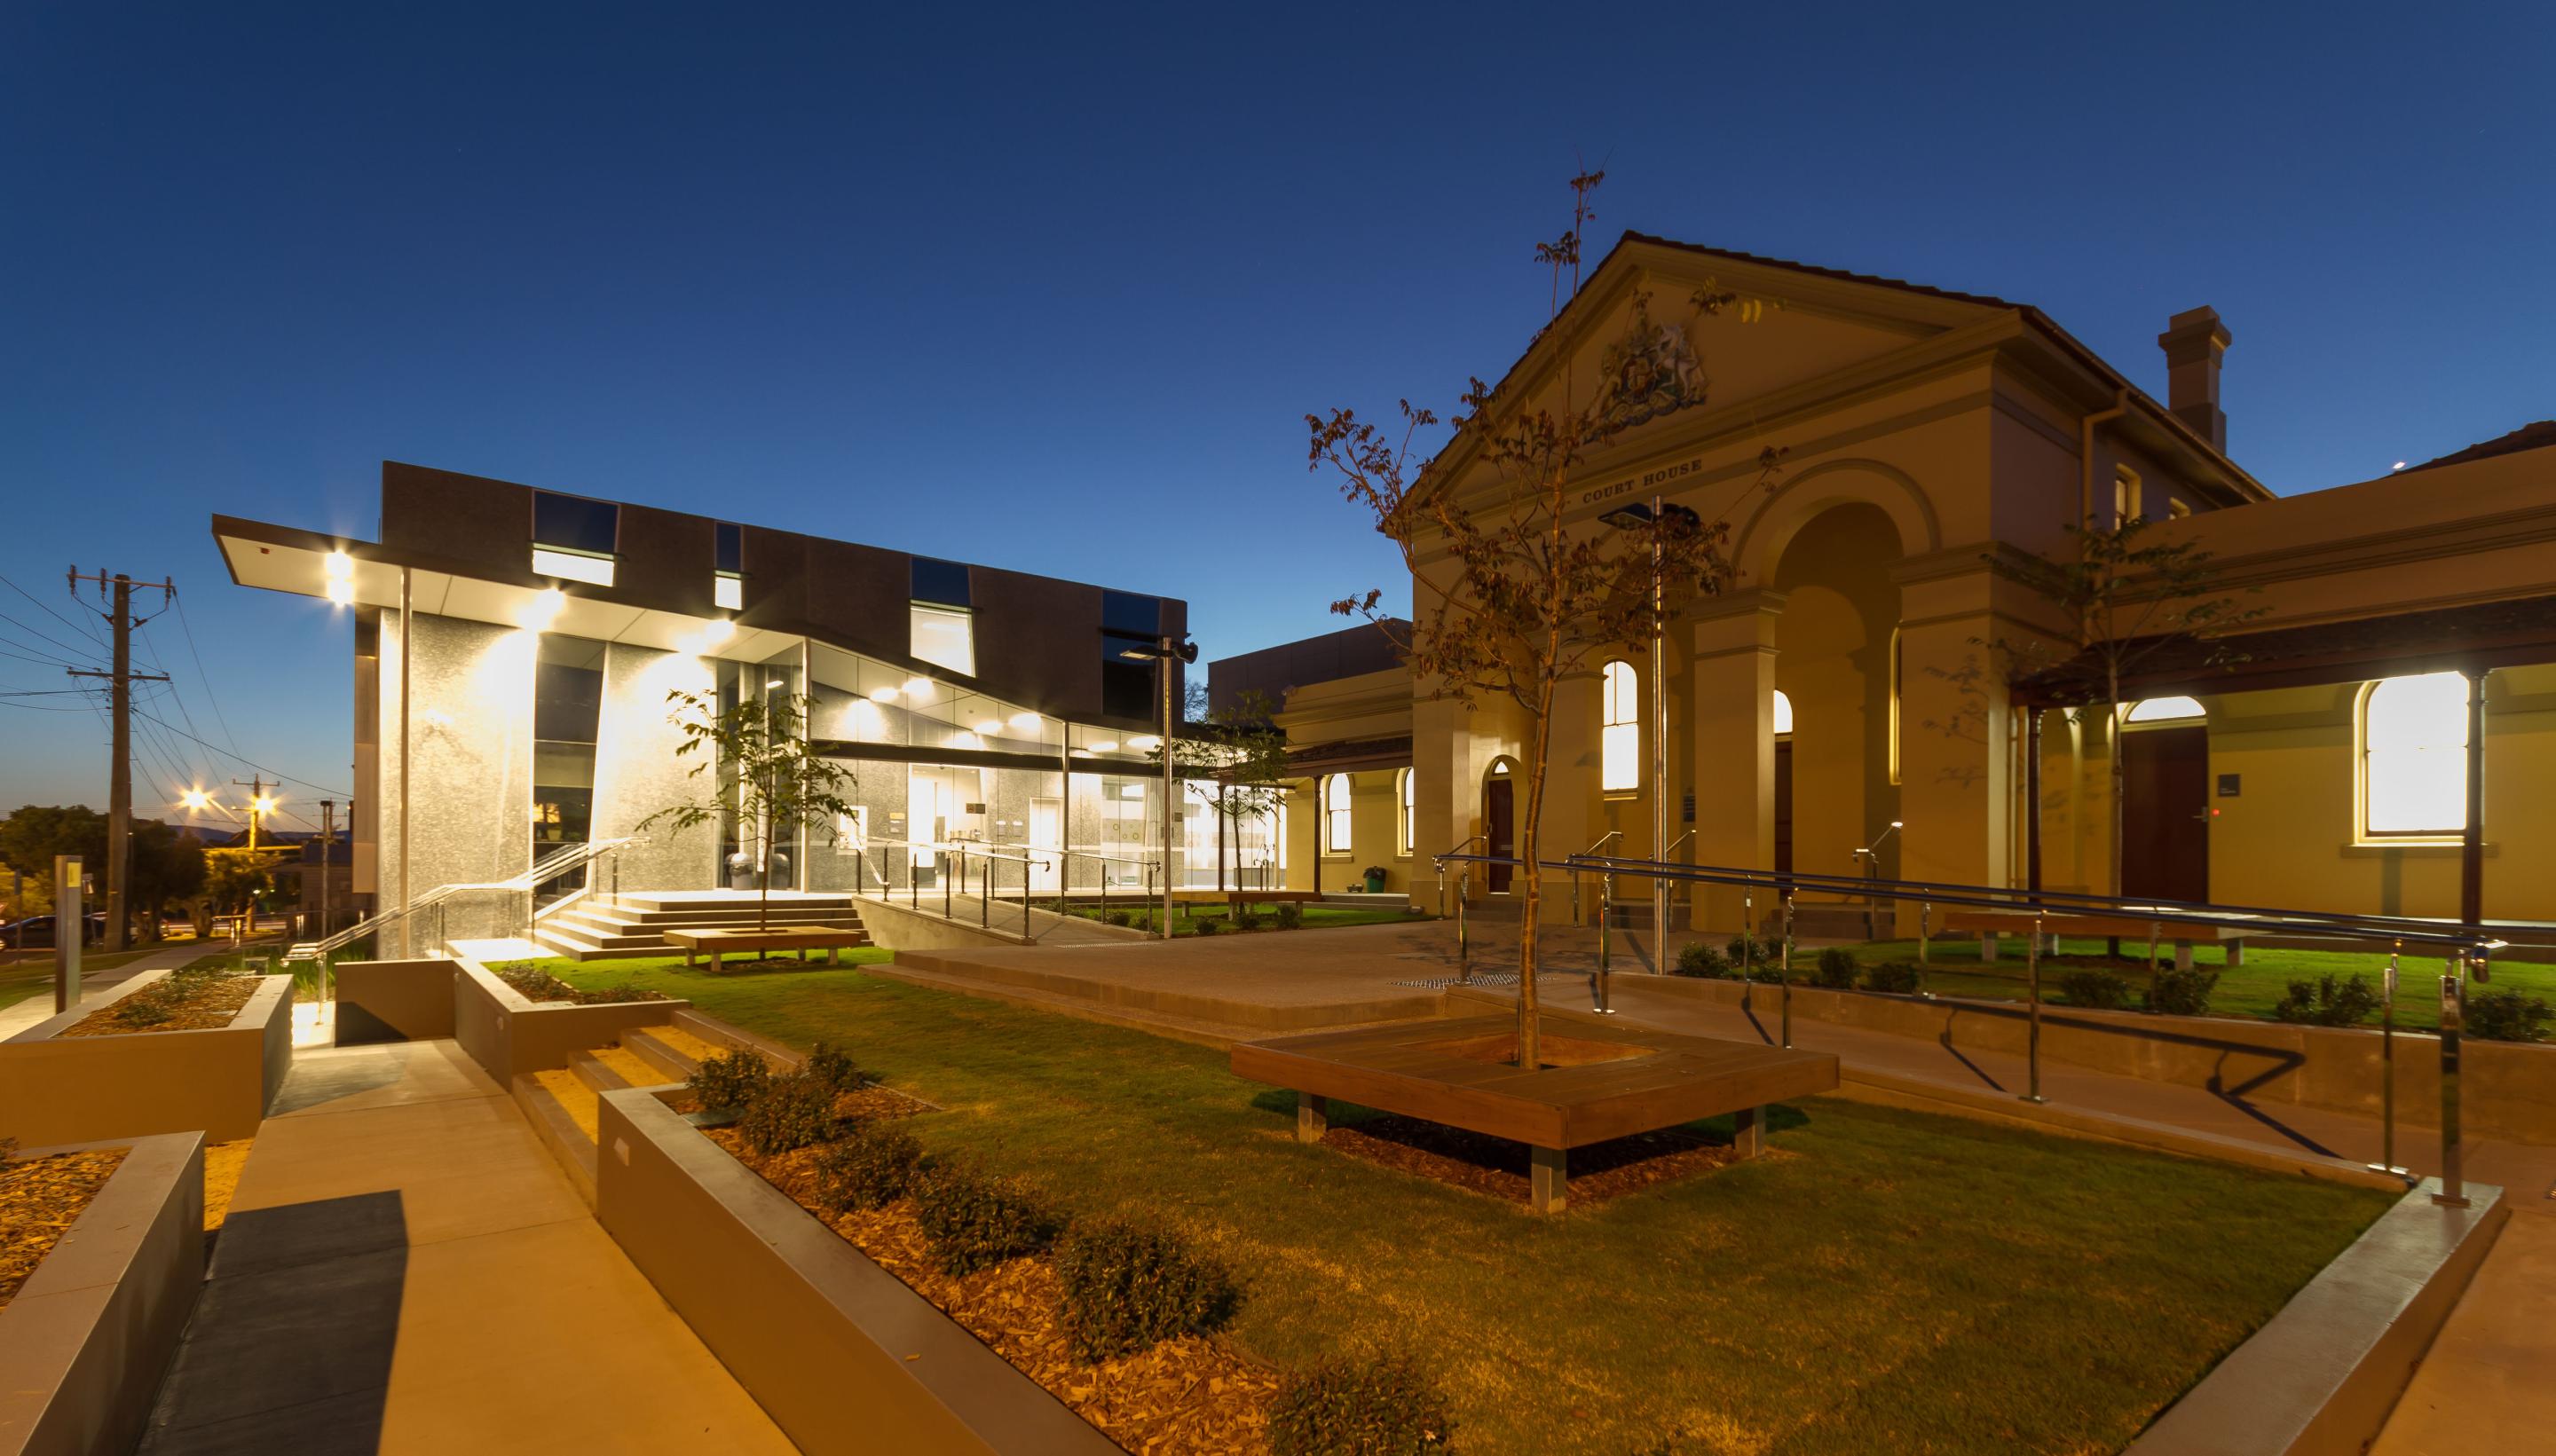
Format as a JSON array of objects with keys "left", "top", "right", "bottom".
[
  {"left": 714, "top": 645, "right": 808, "bottom": 891},
  {"left": 531, "top": 634, "right": 604, "bottom": 896}
]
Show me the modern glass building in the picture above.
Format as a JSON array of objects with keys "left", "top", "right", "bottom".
[{"left": 212, "top": 462, "right": 1191, "bottom": 944}]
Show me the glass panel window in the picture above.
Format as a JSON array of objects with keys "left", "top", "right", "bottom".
[
  {"left": 714, "top": 522, "right": 744, "bottom": 610},
  {"left": 911, "top": 602, "right": 974, "bottom": 677},
  {"left": 1771, "top": 689, "right": 1794, "bottom": 736},
  {"left": 1398, "top": 768, "right": 1414, "bottom": 854},
  {"left": 2364, "top": 673, "right": 2469, "bottom": 836},
  {"left": 531, "top": 634, "right": 605, "bottom": 889},
  {"left": 532, "top": 491, "right": 619, "bottom": 587},
  {"left": 1323, "top": 773, "right": 1353, "bottom": 854},
  {"left": 1601, "top": 660, "right": 1638, "bottom": 792},
  {"left": 2126, "top": 697, "right": 2205, "bottom": 724}
]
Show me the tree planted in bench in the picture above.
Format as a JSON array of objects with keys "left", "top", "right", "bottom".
[
  {"left": 639, "top": 689, "right": 860, "bottom": 933},
  {"left": 1309, "top": 169, "right": 1782, "bottom": 1069}
]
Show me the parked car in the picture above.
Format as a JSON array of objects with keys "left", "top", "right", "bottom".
[{"left": 0, "top": 912, "right": 108, "bottom": 949}]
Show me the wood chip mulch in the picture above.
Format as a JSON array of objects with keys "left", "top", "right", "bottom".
[
  {"left": 1322, "top": 1114, "right": 1771, "bottom": 1206},
  {"left": 1, "top": 1145, "right": 126, "bottom": 1308},
  {"left": 707, "top": 1109, "right": 1281, "bottom": 1454},
  {"left": 59, "top": 974, "right": 257, "bottom": 1037}
]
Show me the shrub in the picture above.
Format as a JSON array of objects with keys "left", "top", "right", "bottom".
[
  {"left": 1053, "top": 1217, "right": 1239, "bottom": 1362},
  {"left": 1194, "top": 917, "right": 1220, "bottom": 936},
  {"left": 688, "top": 1048, "right": 770, "bottom": 1113},
  {"left": 800, "top": 1040, "right": 872, "bottom": 1094},
  {"left": 1725, "top": 933, "right": 1769, "bottom": 968},
  {"left": 2465, "top": 988, "right": 2554, "bottom": 1043},
  {"left": 1813, "top": 948, "right": 1858, "bottom": 989},
  {"left": 495, "top": 964, "right": 670, "bottom": 1006},
  {"left": 1672, "top": 940, "right": 1728, "bottom": 979},
  {"left": 1266, "top": 1356, "right": 1456, "bottom": 1456},
  {"left": 1274, "top": 901, "right": 1304, "bottom": 929},
  {"left": 1235, "top": 905, "right": 1264, "bottom": 930},
  {"left": 814, "top": 1121, "right": 922, "bottom": 1212},
  {"left": 2060, "top": 969, "right": 2133, "bottom": 1010},
  {"left": 2146, "top": 965, "right": 2221, "bottom": 1017},
  {"left": 737, "top": 1070, "right": 839, "bottom": 1155},
  {"left": 2273, "top": 973, "right": 2382, "bottom": 1027},
  {"left": 911, "top": 1162, "right": 1059, "bottom": 1276},
  {"left": 1864, "top": 960, "right": 1924, "bottom": 995},
  {"left": 1105, "top": 909, "right": 1132, "bottom": 927}
]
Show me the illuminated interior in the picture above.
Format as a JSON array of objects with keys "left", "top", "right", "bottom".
[
  {"left": 2363, "top": 673, "right": 2469, "bottom": 836},
  {"left": 1600, "top": 660, "right": 1638, "bottom": 791}
]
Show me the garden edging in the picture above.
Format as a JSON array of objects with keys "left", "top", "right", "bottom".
[
  {"left": 594, "top": 1087, "right": 1118, "bottom": 1456},
  {"left": 0, "top": 1131, "right": 206, "bottom": 1456},
  {"left": 0, "top": 972, "right": 291, "bottom": 1145},
  {"left": 449, "top": 957, "right": 690, "bottom": 1082}
]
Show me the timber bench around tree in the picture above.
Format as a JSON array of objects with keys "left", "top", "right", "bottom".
[
  {"left": 663, "top": 926, "right": 870, "bottom": 971},
  {"left": 1231, "top": 1014, "right": 1838, "bottom": 1213}
]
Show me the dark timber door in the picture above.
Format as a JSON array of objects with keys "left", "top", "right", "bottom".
[
  {"left": 1485, "top": 776, "right": 1515, "bottom": 893},
  {"left": 1773, "top": 741, "right": 1795, "bottom": 875},
  {"left": 2122, "top": 726, "right": 2209, "bottom": 903}
]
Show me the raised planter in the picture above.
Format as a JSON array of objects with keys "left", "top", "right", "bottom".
[
  {"left": 0, "top": 973, "right": 291, "bottom": 1145},
  {"left": 1636, "top": 974, "right": 2556, "bottom": 1144},
  {"left": 595, "top": 1088, "right": 1117, "bottom": 1456},
  {"left": 333, "top": 957, "right": 460, "bottom": 1045},
  {"left": 2126, "top": 1178, "right": 2507, "bottom": 1453},
  {"left": 0, "top": 1132, "right": 206, "bottom": 1456},
  {"left": 451, "top": 959, "right": 688, "bottom": 1082}
]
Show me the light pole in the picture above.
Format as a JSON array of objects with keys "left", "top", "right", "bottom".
[
  {"left": 1118, "top": 632, "right": 1198, "bottom": 940},
  {"left": 1601, "top": 497, "right": 1698, "bottom": 969}
]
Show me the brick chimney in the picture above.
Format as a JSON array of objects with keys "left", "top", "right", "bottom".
[{"left": 2158, "top": 306, "right": 2232, "bottom": 453}]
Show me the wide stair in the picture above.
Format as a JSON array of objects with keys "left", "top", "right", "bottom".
[
  {"left": 533, "top": 889, "right": 871, "bottom": 961},
  {"left": 510, "top": 1013, "right": 795, "bottom": 1206}
]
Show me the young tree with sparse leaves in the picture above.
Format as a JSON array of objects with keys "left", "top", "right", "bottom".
[
  {"left": 1308, "top": 171, "right": 1782, "bottom": 1069},
  {"left": 1172, "top": 687, "right": 1291, "bottom": 908},
  {"left": 638, "top": 689, "right": 860, "bottom": 933}
]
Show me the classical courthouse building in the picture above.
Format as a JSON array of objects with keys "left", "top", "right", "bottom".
[
  {"left": 214, "top": 464, "right": 1196, "bottom": 951},
  {"left": 1224, "top": 233, "right": 2556, "bottom": 934}
]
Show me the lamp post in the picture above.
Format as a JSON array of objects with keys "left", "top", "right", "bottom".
[
  {"left": 1600, "top": 497, "right": 1698, "bottom": 969},
  {"left": 1118, "top": 632, "right": 1198, "bottom": 940}
]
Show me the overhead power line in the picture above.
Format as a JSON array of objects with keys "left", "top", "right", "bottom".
[{"left": 130, "top": 704, "right": 351, "bottom": 799}]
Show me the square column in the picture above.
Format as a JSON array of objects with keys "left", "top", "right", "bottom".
[
  {"left": 1688, "top": 592, "right": 1785, "bottom": 935},
  {"left": 1892, "top": 608, "right": 2012, "bottom": 919}
]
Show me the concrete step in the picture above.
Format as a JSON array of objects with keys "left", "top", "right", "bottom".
[
  {"left": 610, "top": 893, "right": 860, "bottom": 913},
  {"left": 511, "top": 1071, "right": 599, "bottom": 1207},
  {"left": 572, "top": 906, "right": 869, "bottom": 930}
]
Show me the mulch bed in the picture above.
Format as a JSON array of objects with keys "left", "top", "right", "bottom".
[
  {"left": 707, "top": 1103, "right": 1280, "bottom": 1453},
  {"left": 1322, "top": 1114, "right": 1765, "bottom": 1206},
  {"left": 59, "top": 972, "right": 257, "bottom": 1037},
  {"left": 0, "top": 1143, "right": 127, "bottom": 1308}
]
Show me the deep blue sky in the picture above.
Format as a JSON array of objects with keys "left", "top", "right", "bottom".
[{"left": 4, "top": 2, "right": 2549, "bottom": 824}]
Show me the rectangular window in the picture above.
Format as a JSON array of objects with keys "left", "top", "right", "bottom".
[
  {"left": 1100, "top": 589, "right": 1162, "bottom": 721},
  {"left": 531, "top": 634, "right": 606, "bottom": 882},
  {"left": 911, "top": 602, "right": 974, "bottom": 677},
  {"left": 2113, "top": 468, "right": 2144, "bottom": 525},
  {"left": 911, "top": 557, "right": 972, "bottom": 609},
  {"left": 532, "top": 491, "right": 619, "bottom": 587},
  {"left": 714, "top": 522, "right": 743, "bottom": 610}
]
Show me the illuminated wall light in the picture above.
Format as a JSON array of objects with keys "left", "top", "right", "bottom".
[
  {"left": 518, "top": 587, "right": 567, "bottom": 632},
  {"left": 868, "top": 685, "right": 899, "bottom": 703},
  {"left": 973, "top": 719, "right": 1003, "bottom": 735},
  {"left": 1009, "top": 712, "right": 1042, "bottom": 733},
  {"left": 714, "top": 575, "right": 743, "bottom": 610},
  {"left": 323, "top": 550, "right": 356, "bottom": 605},
  {"left": 1129, "top": 735, "right": 1162, "bottom": 751},
  {"left": 1085, "top": 739, "right": 1118, "bottom": 753},
  {"left": 902, "top": 677, "right": 933, "bottom": 698},
  {"left": 532, "top": 547, "right": 615, "bottom": 586}
]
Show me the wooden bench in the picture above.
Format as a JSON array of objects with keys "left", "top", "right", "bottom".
[
  {"left": 663, "top": 927, "right": 869, "bottom": 971},
  {"left": 1937, "top": 910, "right": 2257, "bottom": 971},
  {"left": 1231, "top": 1014, "right": 1837, "bottom": 1214}
]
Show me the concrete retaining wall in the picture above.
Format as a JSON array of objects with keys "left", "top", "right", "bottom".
[
  {"left": 333, "top": 958, "right": 458, "bottom": 1044},
  {"left": 2127, "top": 1179, "right": 2507, "bottom": 1454},
  {"left": 1637, "top": 975, "right": 2556, "bottom": 1144},
  {"left": 851, "top": 894, "right": 1032, "bottom": 951},
  {"left": 0, "top": 973, "right": 292, "bottom": 1145},
  {"left": 0, "top": 1132, "right": 206, "bottom": 1456},
  {"left": 450, "top": 960, "right": 686, "bottom": 1082},
  {"left": 595, "top": 1089, "right": 1116, "bottom": 1455}
]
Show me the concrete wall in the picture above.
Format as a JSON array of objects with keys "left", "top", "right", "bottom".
[
  {"left": 333, "top": 958, "right": 459, "bottom": 1045},
  {"left": 0, "top": 974, "right": 292, "bottom": 1145},
  {"left": 375, "top": 610, "right": 537, "bottom": 940},
  {"left": 450, "top": 960, "right": 687, "bottom": 1082},
  {"left": 0, "top": 1132, "right": 205, "bottom": 1456},
  {"left": 1282, "top": 767, "right": 1416, "bottom": 896},
  {"left": 588, "top": 641, "right": 720, "bottom": 891},
  {"left": 596, "top": 1090, "right": 1120, "bottom": 1456}
]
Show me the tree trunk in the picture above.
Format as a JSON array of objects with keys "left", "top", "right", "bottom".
[{"left": 1516, "top": 683, "right": 1558, "bottom": 1074}]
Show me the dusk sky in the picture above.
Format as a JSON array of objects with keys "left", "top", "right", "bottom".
[{"left": 3, "top": 2, "right": 2548, "bottom": 827}]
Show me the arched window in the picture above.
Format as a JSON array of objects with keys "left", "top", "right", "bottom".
[
  {"left": 1771, "top": 689, "right": 1794, "bottom": 736},
  {"left": 1397, "top": 767, "right": 1414, "bottom": 854},
  {"left": 2363, "top": 673, "right": 2469, "bottom": 836},
  {"left": 2125, "top": 697, "right": 2206, "bottom": 724},
  {"left": 1886, "top": 629, "right": 1904, "bottom": 785},
  {"left": 1601, "top": 660, "right": 1639, "bottom": 791},
  {"left": 1323, "top": 772, "right": 1353, "bottom": 853}
]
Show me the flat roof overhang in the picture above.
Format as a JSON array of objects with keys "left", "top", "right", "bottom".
[{"left": 212, "top": 514, "right": 809, "bottom": 661}]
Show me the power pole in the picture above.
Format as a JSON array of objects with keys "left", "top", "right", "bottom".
[
  {"left": 318, "top": 799, "right": 335, "bottom": 940},
  {"left": 233, "top": 775, "right": 270, "bottom": 851},
  {"left": 67, "top": 569, "right": 174, "bottom": 954}
]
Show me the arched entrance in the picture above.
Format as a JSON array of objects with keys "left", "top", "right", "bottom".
[
  {"left": 1483, "top": 759, "right": 1517, "bottom": 893},
  {"left": 2120, "top": 699, "right": 2210, "bottom": 902}
]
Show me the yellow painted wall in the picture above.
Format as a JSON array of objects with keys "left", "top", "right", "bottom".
[{"left": 1281, "top": 767, "right": 1417, "bottom": 897}]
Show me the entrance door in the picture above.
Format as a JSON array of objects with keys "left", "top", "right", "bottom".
[
  {"left": 1485, "top": 775, "right": 1515, "bottom": 893},
  {"left": 1029, "top": 798, "right": 1061, "bottom": 893},
  {"left": 1773, "top": 741, "right": 1795, "bottom": 875},
  {"left": 2122, "top": 726, "right": 2209, "bottom": 903}
]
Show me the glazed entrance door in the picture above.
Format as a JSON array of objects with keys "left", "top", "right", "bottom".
[
  {"left": 2122, "top": 726, "right": 2210, "bottom": 903},
  {"left": 1485, "top": 776, "right": 1515, "bottom": 893}
]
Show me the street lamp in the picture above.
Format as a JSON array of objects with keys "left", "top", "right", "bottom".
[
  {"left": 1599, "top": 497, "right": 1700, "bottom": 968},
  {"left": 1117, "top": 633, "right": 1198, "bottom": 940}
]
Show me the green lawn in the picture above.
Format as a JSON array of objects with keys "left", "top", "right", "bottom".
[
  {"left": 1061, "top": 902, "right": 1430, "bottom": 936},
  {"left": 1816, "top": 938, "right": 2555, "bottom": 1034},
  {"left": 548, "top": 958, "right": 2388, "bottom": 1454},
  {"left": 0, "top": 945, "right": 195, "bottom": 1013}
]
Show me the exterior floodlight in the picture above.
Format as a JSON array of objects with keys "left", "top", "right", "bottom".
[
  {"left": 518, "top": 587, "right": 566, "bottom": 632},
  {"left": 902, "top": 677, "right": 932, "bottom": 698},
  {"left": 324, "top": 550, "right": 356, "bottom": 605},
  {"left": 868, "top": 686, "right": 898, "bottom": 703},
  {"left": 1009, "top": 712, "right": 1041, "bottom": 732},
  {"left": 973, "top": 719, "right": 1003, "bottom": 735},
  {"left": 1129, "top": 734, "right": 1162, "bottom": 751},
  {"left": 699, "top": 618, "right": 734, "bottom": 644}
]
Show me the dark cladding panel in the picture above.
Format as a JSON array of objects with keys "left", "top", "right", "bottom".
[
  {"left": 616, "top": 504, "right": 717, "bottom": 616},
  {"left": 380, "top": 462, "right": 531, "bottom": 569},
  {"left": 971, "top": 566, "right": 1103, "bottom": 720},
  {"left": 738, "top": 525, "right": 809, "bottom": 626},
  {"left": 800, "top": 536, "right": 910, "bottom": 664}
]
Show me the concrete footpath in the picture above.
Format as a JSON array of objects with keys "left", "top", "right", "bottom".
[{"left": 135, "top": 1038, "right": 793, "bottom": 1455}]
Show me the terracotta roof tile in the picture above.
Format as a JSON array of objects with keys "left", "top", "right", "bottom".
[{"left": 2406, "top": 421, "right": 2556, "bottom": 473}]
